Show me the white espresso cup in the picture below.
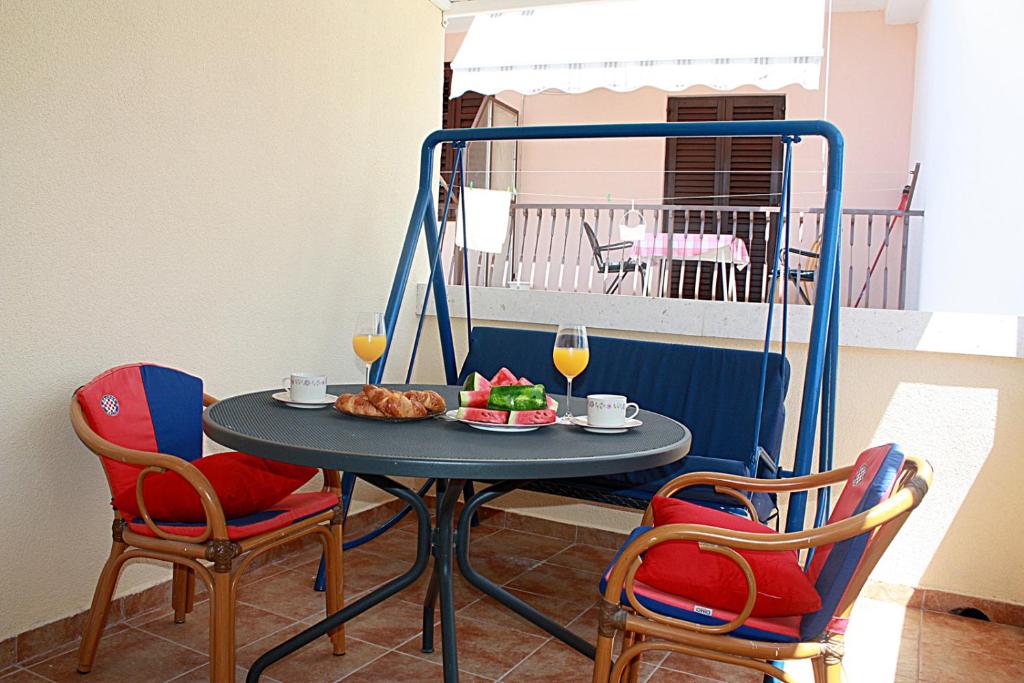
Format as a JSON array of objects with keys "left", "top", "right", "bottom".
[
  {"left": 586, "top": 394, "right": 640, "bottom": 427},
  {"left": 283, "top": 373, "right": 327, "bottom": 403}
]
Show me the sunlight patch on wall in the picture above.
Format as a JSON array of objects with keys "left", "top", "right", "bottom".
[{"left": 868, "top": 382, "right": 997, "bottom": 587}]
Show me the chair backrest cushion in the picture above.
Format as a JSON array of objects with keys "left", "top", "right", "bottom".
[
  {"left": 459, "top": 326, "right": 789, "bottom": 482},
  {"left": 635, "top": 496, "right": 822, "bottom": 617},
  {"left": 77, "top": 363, "right": 203, "bottom": 500},
  {"left": 799, "top": 443, "right": 905, "bottom": 640}
]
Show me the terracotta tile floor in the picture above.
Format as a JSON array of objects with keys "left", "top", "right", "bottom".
[{"left": 3, "top": 524, "right": 1022, "bottom": 682}]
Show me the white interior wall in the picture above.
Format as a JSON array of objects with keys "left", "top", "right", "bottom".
[{"left": 907, "top": 0, "right": 1024, "bottom": 315}]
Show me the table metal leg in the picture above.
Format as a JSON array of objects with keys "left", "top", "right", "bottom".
[
  {"left": 455, "top": 481, "right": 597, "bottom": 659},
  {"left": 435, "top": 478, "right": 466, "bottom": 682},
  {"left": 245, "top": 475, "right": 432, "bottom": 683},
  {"left": 421, "top": 480, "right": 445, "bottom": 653}
]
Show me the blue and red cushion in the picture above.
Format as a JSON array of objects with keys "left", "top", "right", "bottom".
[
  {"left": 77, "top": 363, "right": 318, "bottom": 522},
  {"left": 634, "top": 497, "right": 821, "bottom": 617},
  {"left": 601, "top": 444, "right": 907, "bottom": 643},
  {"left": 600, "top": 528, "right": 803, "bottom": 643},
  {"left": 799, "top": 443, "right": 905, "bottom": 640},
  {"left": 127, "top": 491, "right": 338, "bottom": 541},
  {"left": 112, "top": 450, "right": 319, "bottom": 522}
]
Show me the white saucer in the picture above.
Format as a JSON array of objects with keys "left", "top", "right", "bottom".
[
  {"left": 272, "top": 391, "right": 338, "bottom": 409},
  {"left": 570, "top": 416, "right": 643, "bottom": 434}
]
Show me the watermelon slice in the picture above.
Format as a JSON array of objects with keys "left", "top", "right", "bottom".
[
  {"left": 459, "top": 389, "right": 490, "bottom": 408},
  {"left": 507, "top": 409, "right": 557, "bottom": 425},
  {"left": 516, "top": 377, "right": 533, "bottom": 385},
  {"left": 462, "top": 372, "right": 492, "bottom": 392},
  {"left": 456, "top": 407, "right": 509, "bottom": 424},
  {"left": 490, "top": 367, "right": 518, "bottom": 386},
  {"left": 546, "top": 395, "right": 559, "bottom": 411}
]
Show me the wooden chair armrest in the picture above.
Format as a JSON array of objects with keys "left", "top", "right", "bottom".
[
  {"left": 643, "top": 465, "right": 854, "bottom": 525},
  {"left": 603, "top": 479, "right": 925, "bottom": 637},
  {"left": 70, "top": 399, "right": 229, "bottom": 542},
  {"left": 603, "top": 525, "right": 758, "bottom": 636},
  {"left": 203, "top": 393, "right": 219, "bottom": 407}
]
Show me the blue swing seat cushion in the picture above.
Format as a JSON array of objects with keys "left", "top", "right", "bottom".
[{"left": 459, "top": 327, "right": 789, "bottom": 520}]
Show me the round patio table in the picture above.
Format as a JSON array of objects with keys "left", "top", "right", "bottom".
[{"left": 203, "top": 384, "right": 691, "bottom": 683}]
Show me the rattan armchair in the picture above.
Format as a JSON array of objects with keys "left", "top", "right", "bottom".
[
  {"left": 593, "top": 450, "right": 932, "bottom": 683},
  {"left": 71, "top": 391, "right": 345, "bottom": 683}
]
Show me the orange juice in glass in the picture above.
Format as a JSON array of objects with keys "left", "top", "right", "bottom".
[
  {"left": 353, "top": 312, "right": 387, "bottom": 383},
  {"left": 553, "top": 325, "right": 589, "bottom": 421}
]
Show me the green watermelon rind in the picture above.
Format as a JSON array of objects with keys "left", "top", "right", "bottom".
[
  {"left": 459, "top": 389, "right": 490, "bottom": 408},
  {"left": 487, "top": 384, "right": 547, "bottom": 411},
  {"left": 462, "top": 372, "right": 492, "bottom": 392}
]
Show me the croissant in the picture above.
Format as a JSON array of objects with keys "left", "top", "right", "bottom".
[
  {"left": 363, "top": 385, "right": 428, "bottom": 418},
  {"left": 403, "top": 390, "right": 446, "bottom": 413},
  {"left": 336, "top": 393, "right": 385, "bottom": 417}
]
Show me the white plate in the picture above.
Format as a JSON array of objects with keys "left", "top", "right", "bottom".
[
  {"left": 443, "top": 409, "right": 556, "bottom": 433},
  {"left": 570, "top": 415, "right": 643, "bottom": 434},
  {"left": 272, "top": 391, "right": 338, "bottom": 409}
]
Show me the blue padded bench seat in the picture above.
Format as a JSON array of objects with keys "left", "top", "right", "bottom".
[{"left": 458, "top": 326, "right": 790, "bottom": 521}]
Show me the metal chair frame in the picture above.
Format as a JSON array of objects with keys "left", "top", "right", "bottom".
[{"left": 582, "top": 219, "right": 648, "bottom": 294}]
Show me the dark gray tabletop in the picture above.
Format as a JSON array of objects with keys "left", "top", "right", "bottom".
[{"left": 203, "top": 384, "right": 690, "bottom": 479}]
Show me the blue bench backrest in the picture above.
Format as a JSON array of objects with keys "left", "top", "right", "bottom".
[{"left": 458, "top": 326, "right": 789, "bottom": 484}]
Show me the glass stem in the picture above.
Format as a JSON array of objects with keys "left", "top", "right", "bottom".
[
  {"left": 565, "top": 377, "right": 573, "bottom": 420},
  {"left": 365, "top": 364, "right": 371, "bottom": 385}
]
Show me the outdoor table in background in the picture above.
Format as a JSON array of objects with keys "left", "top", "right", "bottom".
[
  {"left": 203, "top": 384, "right": 691, "bottom": 683},
  {"left": 632, "top": 233, "right": 750, "bottom": 300}
]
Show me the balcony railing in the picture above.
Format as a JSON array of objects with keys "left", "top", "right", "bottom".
[{"left": 440, "top": 202, "right": 923, "bottom": 309}]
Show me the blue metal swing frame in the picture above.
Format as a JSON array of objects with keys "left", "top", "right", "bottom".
[{"left": 321, "top": 121, "right": 843, "bottom": 588}]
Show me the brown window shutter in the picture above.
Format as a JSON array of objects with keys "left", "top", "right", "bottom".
[
  {"left": 439, "top": 63, "right": 484, "bottom": 220},
  {"left": 664, "top": 95, "right": 785, "bottom": 301}
]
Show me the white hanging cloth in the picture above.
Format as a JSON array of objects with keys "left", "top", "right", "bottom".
[
  {"left": 455, "top": 187, "right": 513, "bottom": 254},
  {"left": 450, "top": 0, "right": 825, "bottom": 97}
]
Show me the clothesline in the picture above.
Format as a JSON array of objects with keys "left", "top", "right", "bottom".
[
  {"left": 447, "top": 168, "right": 910, "bottom": 177},
  {"left": 504, "top": 187, "right": 903, "bottom": 204}
]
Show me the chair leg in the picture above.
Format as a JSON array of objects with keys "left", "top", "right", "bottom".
[
  {"left": 77, "top": 540, "right": 128, "bottom": 673},
  {"left": 209, "top": 568, "right": 236, "bottom": 683},
  {"left": 626, "top": 633, "right": 644, "bottom": 683},
  {"left": 592, "top": 629, "right": 616, "bottom": 683},
  {"left": 811, "top": 655, "right": 828, "bottom": 683},
  {"left": 824, "top": 656, "right": 844, "bottom": 683},
  {"left": 172, "top": 564, "right": 193, "bottom": 624},
  {"left": 323, "top": 523, "right": 346, "bottom": 655},
  {"left": 185, "top": 567, "right": 196, "bottom": 614}
]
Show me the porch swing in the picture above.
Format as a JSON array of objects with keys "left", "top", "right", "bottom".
[{"left": 319, "top": 121, "right": 843, "bottom": 588}]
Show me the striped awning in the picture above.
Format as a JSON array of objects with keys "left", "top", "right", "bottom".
[{"left": 450, "top": 0, "right": 825, "bottom": 97}]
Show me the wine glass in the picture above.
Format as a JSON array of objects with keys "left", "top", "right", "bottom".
[
  {"left": 552, "top": 324, "right": 589, "bottom": 422},
  {"left": 352, "top": 312, "right": 387, "bottom": 384}
]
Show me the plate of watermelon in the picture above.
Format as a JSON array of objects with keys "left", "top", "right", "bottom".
[{"left": 446, "top": 368, "right": 559, "bottom": 433}]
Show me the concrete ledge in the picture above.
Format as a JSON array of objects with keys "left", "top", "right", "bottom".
[{"left": 416, "top": 284, "right": 1024, "bottom": 359}]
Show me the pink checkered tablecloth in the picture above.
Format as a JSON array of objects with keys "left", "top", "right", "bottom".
[{"left": 631, "top": 233, "right": 750, "bottom": 269}]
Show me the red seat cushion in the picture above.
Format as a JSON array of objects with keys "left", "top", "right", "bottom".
[
  {"left": 113, "top": 451, "right": 318, "bottom": 522},
  {"left": 634, "top": 497, "right": 821, "bottom": 617},
  {"left": 127, "top": 491, "right": 338, "bottom": 541}
]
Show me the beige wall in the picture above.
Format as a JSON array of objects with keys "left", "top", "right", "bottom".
[
  {"left": 0, "top": 0, "right": 442, "bottom": 640},
  {"left": 412, "top": 298, "right": 1024, "bottom": 606},
  {"left": 446, "top": 11, "right": 917, "bottom": 210}
]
